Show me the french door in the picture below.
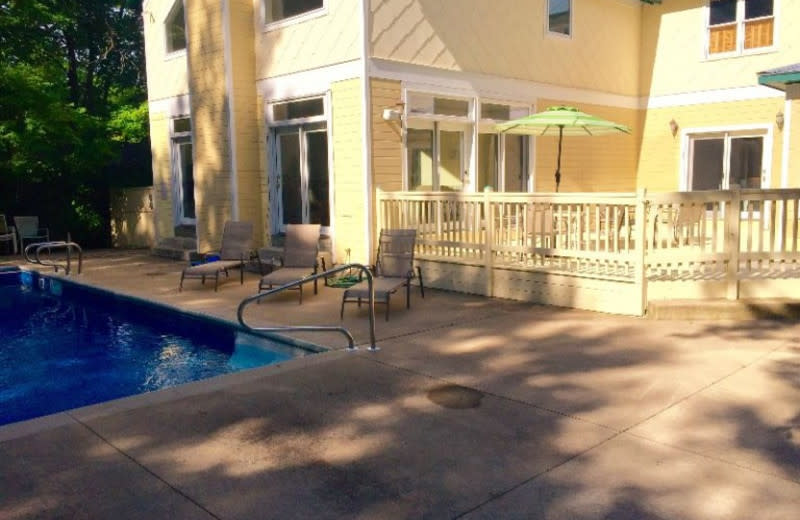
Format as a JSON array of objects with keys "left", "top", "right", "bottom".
[
  {"left": 688, "top": 132, "right": 765, "bottom": 191},
  {"left": 172, "top": 138, "right": 195, "bottom": 225},
  {"left": 272, "top": 124, "right": 330, "bottom": 233}
]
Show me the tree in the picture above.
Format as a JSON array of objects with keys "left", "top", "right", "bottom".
[{"left": 0, "top": 0, "right": 149, "bottom": 247}]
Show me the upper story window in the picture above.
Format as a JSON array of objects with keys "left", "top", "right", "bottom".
[
  {"left": 264, "top": 0, "right": 324, "bottom": 26},
  {"left": 707, "top": 0, "right": 774, "bottom": 56},
  {"left": 547, "top": 0, "right": 571, "bottom": 37},
  {"left": 165, "top": 0, "right": 187, "bottom": 54}
]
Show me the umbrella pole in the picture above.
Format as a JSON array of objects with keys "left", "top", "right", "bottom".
[{"left": 555, "top": 125, "right": 563, "bottom": 192}]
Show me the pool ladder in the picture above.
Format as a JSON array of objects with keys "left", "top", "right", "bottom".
[
  {"left": 237, "top": 263, "right": 378, "bottom": 351},
  {"left": 24, "top": 240, "right": 83, "bottom": 275}
]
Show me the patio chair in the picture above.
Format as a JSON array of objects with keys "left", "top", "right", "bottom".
[
  {"left": 14, "top": 216, "right": 49, "bottom": 253},
  {"left": 0, "top": 214, "right": 17, "bottom": 255},
  {"left": 258, "top": 224, "right": 321, "bottom": 304},
  {"left": 340, "top": 228, "right": 424, "bottom": 321},
  {"left": 179, "top": 221, "right": 253, "bottom": 292}
]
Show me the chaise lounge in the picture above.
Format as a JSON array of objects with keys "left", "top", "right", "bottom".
[{"left": 179, "top": 221, "right": 253, "bottom": 292}]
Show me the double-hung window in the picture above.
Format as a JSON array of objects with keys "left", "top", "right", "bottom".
[{"left": 707, "top": 0, "right": 774, "bottom": 56}]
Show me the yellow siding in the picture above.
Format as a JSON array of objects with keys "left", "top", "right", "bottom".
[
  {"left": 143, "top": 0, "right": 189, "bottom": 102},
  {"left": 229, "top": 0, "right": 264, "bottom": 246},
  {"left": 254, "top": 0, "right": 361, "bottom": 80},
  {"left": 148, "top": 112, "right": 174, "bottom": 240},
  {"left": 638, "top": 98, "right": 785, "bottom": 192},
  {"left": 370, "top": 79, "right": 403, "bottom": 192},
  {"left": 640, "top": 1, "right": 800, "bottom": 96},
  {"left": 187, "top": 0, "right": 231, "bottom": 251},
  {"left": 533, "top": 100, "right": 640, "bottom": 193},
  {"left": 331, "top": 79, "right": 367, "bottom": 263},
  {"left": 370, "top": 0, "right": 641, "bottom": 97}
]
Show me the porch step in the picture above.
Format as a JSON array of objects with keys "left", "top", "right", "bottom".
[
  {"left": 174, "top": 225, "right": 197, "bottom": 238},
  {"left": 647, "top": 299, "right": 800, "bottom": 321},
  {"left": 151, "top": 236, "right": 197, "bottom": 261}
]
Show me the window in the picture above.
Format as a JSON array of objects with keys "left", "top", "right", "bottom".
[
  {"left": 477, "top": 103, "right": 530, "bottom": 192},
  {"left": 548, "top": 0, "right": 571, "bottom": 36},
  {"left": 165, "top": 0, "right": 186, "bottom": 54},
  {"left": 708, "top": 0, "right": 774, "bottom": 56},
  {"left": 689, "top": 132, "right": 765, "bottom": 191},
  {"left": 171, "top": 117, "right": 194, "bottom": 224},
  {"left": 268, "top": 97, "right": 330, "bottom": 232},
  {"left": 264, "top": 0, "right": 324, "bottom": 25}
]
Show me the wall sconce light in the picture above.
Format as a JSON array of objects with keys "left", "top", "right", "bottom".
[
  {"left": 382, "top": 108, "right": 402, "bottom": 122},
  {"left": 776, "top": 111, "right": 785, "bottom": 130},
  {"left": 668, "top": 118, "right": 679, "bottom": 137}
]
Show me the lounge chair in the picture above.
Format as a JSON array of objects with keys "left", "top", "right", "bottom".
[
  {"left": 179, "top": 221, "right": 253, "bottom": 292},
  {"left": 14, "top": 216, "right": 49, "bottom": 253},
  {"left": 340, "top": 229, "right": 424, "bottom": 321},
  {"left": 258, "top": 224, "right": 321, "bottom": 304},
  {"left": 0, "top": 215, "right": 17, "bottom": 255}
]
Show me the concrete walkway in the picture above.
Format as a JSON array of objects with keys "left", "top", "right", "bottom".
[{"left": 2, "top": 251, "right": 800, "bottom": 519}]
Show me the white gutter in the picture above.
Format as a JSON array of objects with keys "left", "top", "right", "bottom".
[
  {"left": 222, "top": 0, "right": 239, "bottom": 219},
  {"left": 780, "top": 98, "right": 792, "bottom": 188},
  {"left": 360, "top": 0, "right": 373, "bottom": 262}
]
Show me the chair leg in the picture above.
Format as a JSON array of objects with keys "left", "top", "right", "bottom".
[
  {"left": 214, "top": 272, "right": 220, "bottom": 292},
  {"left": 298, "top": 283, "right": 303, "bottom": 305},
  {"left": 240, "top": 263, "right": 244, "bottom": 284},
  {"left": 417, "top": 266, "right": 425, "bottom": 298},
  {"left": 385, "top": 294, "right": 390, "bottom": 321},
  {"left": 406, "top": 279, "right": 411, "bottom": 309},
  {"left": 179, "top": 271, "right": 185, "bottom": 292}
]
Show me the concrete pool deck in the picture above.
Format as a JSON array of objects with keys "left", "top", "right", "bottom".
[{"left": 1, "top": 250, "right": 800, "bottom": 518}]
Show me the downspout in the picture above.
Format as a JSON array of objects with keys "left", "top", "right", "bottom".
[
  {"left": 360, "top": 0, "right": 373, "bottom": 262},
  {"left": 222, "top": 0, "right": 240, "bottom": 220}
]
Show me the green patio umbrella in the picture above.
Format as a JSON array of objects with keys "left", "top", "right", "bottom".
[{"left": 496, "top": 106, "right": 631, "bottom": 192}]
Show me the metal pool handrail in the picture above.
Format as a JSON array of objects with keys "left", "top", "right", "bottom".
[
  {"left": 237, "top": 263, "right": 378, "bottom": 351},
  {"left": 24, "top": 241, "right": 83, "bottom": 275}
]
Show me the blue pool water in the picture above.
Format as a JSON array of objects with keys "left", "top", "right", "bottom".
[{"left": 0, "top": 268, "right": 311, "bottom": 426}]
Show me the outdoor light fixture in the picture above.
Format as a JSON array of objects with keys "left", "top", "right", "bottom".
[
  {"left": 382, "top": 108, "right": 402, "bottom": 121},
  {"left": 776, "top": 111, "right": 785, "bottom": 130},
  {"left": 669, "top": 118, "right": 679, "bottom": 137}
]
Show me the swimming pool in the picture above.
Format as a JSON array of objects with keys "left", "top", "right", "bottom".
[{"left": 0, "top": 268, "right": 315, "bottom": 426}]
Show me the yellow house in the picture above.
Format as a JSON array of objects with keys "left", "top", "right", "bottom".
[{"left": 141, "top": 0, "right": 800, "bottom": 266}]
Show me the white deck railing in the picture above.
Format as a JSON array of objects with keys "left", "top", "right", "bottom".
[{"left": 377, "top": 187, "right": 800, "bottom": 313}]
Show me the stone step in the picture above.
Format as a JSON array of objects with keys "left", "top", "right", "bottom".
[
  {"left": 151, "top": 235, "right": 197, "bottom": 262},
  {"left": 174, "top": 225, "right": 197, "bottom": 239}
]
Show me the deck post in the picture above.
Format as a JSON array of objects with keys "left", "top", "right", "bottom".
[
  {"left": 484, "top": 191, "right": 494, "bottom": 297},
  {"left": 634, "top": 188, "right": 648, "bottom": 316},
  {"left": 726, "top": 185, "right": 741, "bottom": 300}
]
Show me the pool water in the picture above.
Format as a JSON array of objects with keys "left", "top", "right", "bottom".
[{"left": 0, "top": 269, "right": 311, "bottom": 426}]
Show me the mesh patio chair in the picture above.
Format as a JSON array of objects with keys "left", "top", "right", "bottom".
[
  {"left": 258, "top": 224, "right": 321, "bottom": 304},
  {"left": 0, "top": 215, "right": 18, "bottom": 255},
  {"left": 14, "top": 216, "right": 49, "bottom": 253},
  {"left": 340, "top": 228, "right": 424, "bottom": 321},
  {"left": 179, "top": 221, "right": 253, "bottom": 292}
]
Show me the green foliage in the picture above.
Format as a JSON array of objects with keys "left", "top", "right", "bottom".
[{"left": 0, "top": 0, "right": 150, "bottom": 247}]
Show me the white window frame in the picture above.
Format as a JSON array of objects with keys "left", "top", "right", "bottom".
[
  {"left": 261, "top": 0, "right": 327, "bottom": 32},
  {"left": 680, "top": 124, "right": 772, "bottom": 221},
  {"left": 266, "top": 95, "right": 333, "bottom": 235},
  {"left": 546, "top": 0, "right": 572, "bottom": 39},
  {"left": 704, "top": 0, "right": 777, "bottom": 59},
  {"left": 164, "top": 0, "right": 187, "bottom": 57},
  {"left": 169, "top": 116, "right": 195, "bottom": 226}
]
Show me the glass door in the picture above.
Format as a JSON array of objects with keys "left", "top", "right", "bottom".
[
  {"left": 172, "top": 139, "right": 195, "bottom": 225},
  {"left": 274, "top": 124, "right": 330, "bottom": 231}
]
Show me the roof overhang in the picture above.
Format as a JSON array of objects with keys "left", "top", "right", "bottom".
[{"left": 758, "top": 64, "right": 800, "bottom": 92}]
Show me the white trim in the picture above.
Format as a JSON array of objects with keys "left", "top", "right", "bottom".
[
  {"left": 780, "top": 99, "right": 791, "bottom": 188},
  {"left": 360, "top": 0, "right": 373, "bottom": 264},
  {"left": 164, "top": 49, "right": 187, "bottom": 61},
  {"left": 260, "top": 0, "right": 327, "bottom": 32},
  {"left": 222, "top": 0, "right": 239, "bottom": 220},
  {"left": 163, "top": 0, "right": 187, "bottom": 55},
  {"left": 148, "top": 94, "right": 192, "bottom": 118},
  {"left": 371, "top": 58, "right": 640, "bottom": 110},
  {"left": 256, "top": 60, "right": 361, "bottom": 103},
  {"left": 646, "top": 85, "right": 783, "bottom": 109}
]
